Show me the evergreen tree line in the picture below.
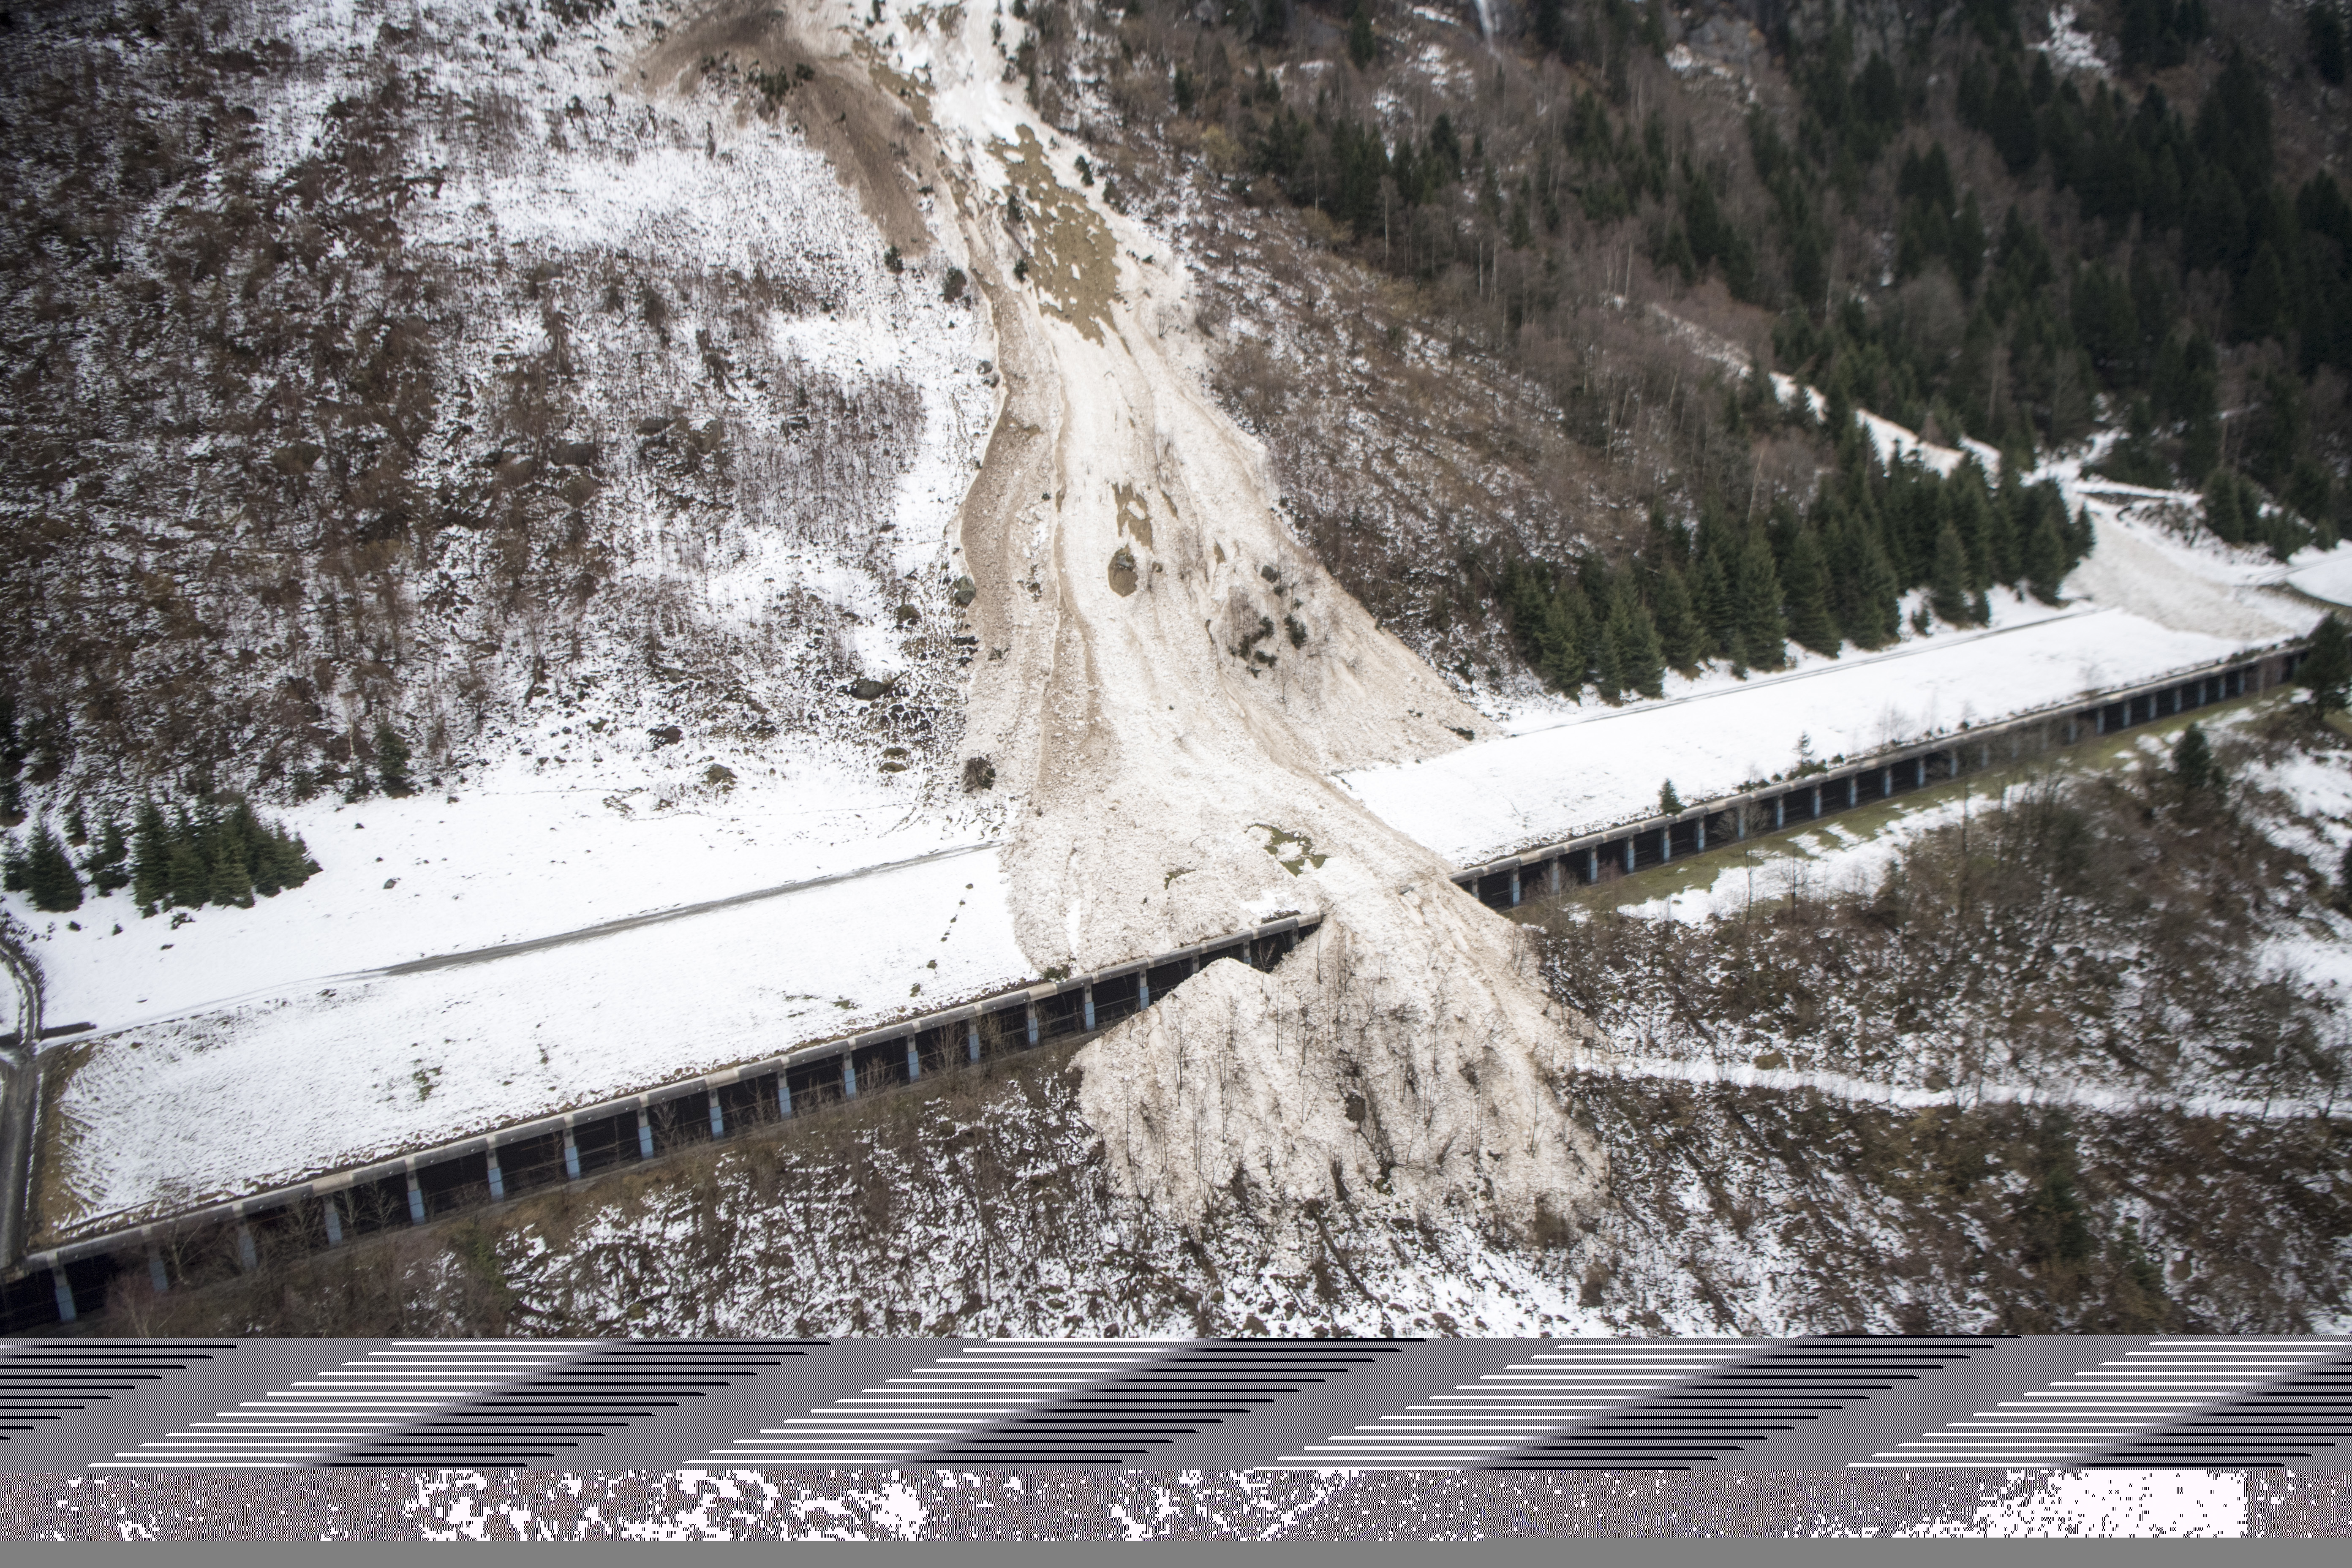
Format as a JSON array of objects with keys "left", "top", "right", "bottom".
[
  {"left": 1503, "top": 440, "right": 2089, "bottom": 702},
  {"left": 1, "top": 796, "right": 318, "bottom": 915},
  {"left": 2200, "top": 468, "right": 2313, "bottom": 561},
  {"left": 1779, "top": 26, "right": 2349, "bottom": 533}
]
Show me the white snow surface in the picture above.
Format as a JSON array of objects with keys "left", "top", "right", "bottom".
[
  {"left": 2288, "top": 546, "right": 2352, "bottom": 607},
  {"left": 44, "top": 843, "right": 1024, "bottom": 1236},
  {"left": 28, "top": 757, "right": 995, "bottom": 1037},
  {"left": 2042, "top": 5, "right": 2108, "bottom": 77},
  {"left": 1338, "top": 606, "right": 2251, "bottom": 865}
]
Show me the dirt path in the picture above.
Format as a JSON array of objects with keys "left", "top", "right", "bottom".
[{"left": 780, "top": 2, "right": 1612, "bottom": 1239}]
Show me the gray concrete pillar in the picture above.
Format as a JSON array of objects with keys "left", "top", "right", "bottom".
[
  {"left": 562, "top": 1128, "right": 581, "bottom": 1181},
  {"left": 639, "top": 1108, "right": 657, "bottom": 1156},
  {"left": 966, "top": 1019, "right": 981, "bottom": 1062},
  {"left": 1881, "top": 765, "right": 1892, "bottom": 798},
  {"left": 1773, "top": 795, "right": 1784, "bottom": 830},
  {"left": 1623, "top": 836, "right": 1635, "bottom": 873},
  {"left": 1736, "top": 806, "right": 1747, "bottom": 840},
  {"left": 1846, "top": 776, "right": 1858, "bottom": 808},
  {"left": 1659, "top": 826, "right": 1671, "bottom": 865},
  {"left": 1810, "top": 784, "right": 1821, "bottom": 818},
  {"left": 1026, "top": 1002, "right": 1040, "bottom": 1046},
  {"left": 406, "top": 1168, "right": 426, "bottom": 1224},
  {"left": 708, "top": 1092, "right": 725, "bottom": 1138},
  {"left": 237, "top": 1223, "right": 257, "bottom": 1271},
  {"left": 906, "top": 1038, "right": 922, "bottom": 1081},
  {"left": 1696, "top": 816, "right": 1707, "bottom": 852},
  {"left": 51, "top": 1269, "right": 74, "bottom": 1323},
  {"left": 1587, "top": 848, "right": 1599, "bottom": 883},
  {"left": 1137, "top": 971, "right": 1151, "bottom": 1008},
  {"left": 843, "top": 1057, "right": 860, "bottom": 1098},
  {"left": 323, "top": 1196, "right": 344, "bottom": 1247},
  {"left": 486, "top": 1145, "right": 505, "bottom": 1201},
  {"left": 1082, "top": 985, "right": 1096, "bottom": 1031},
  {"left": 1549, "top": 858, "right": 1563, "bottom": 895},
  {"left": 147, "top": 1248, "right": 168, "bottom": 1296},
  {"left": 1509, "top": 867, "right": 1521, "bottom": 906}
]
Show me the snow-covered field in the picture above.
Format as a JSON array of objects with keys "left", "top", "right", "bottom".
[
  {"left": 28, "top": 744, "right": 998, "bottom": 1037},
  {"left": 38, "top": 840, "right": 1025, "bottom": 1239},
  {"left": 1338, "top": 604, "right": 2258, "bottom": 866}
]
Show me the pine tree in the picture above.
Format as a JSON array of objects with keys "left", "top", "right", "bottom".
[
  {"left": 1574, "top": 564, "right": 1613, "bottom": 696},
  {"left": 1783, "top": 527, "right": 1839, "bottom": 656},
  {"left": 0, "top": 835, "right": 25, "bottom": 894},
  {"left": 2172, "top": 723, "right": 2217, "bottom": 794},
  {"left": 2024, "top": 508, "right": 2070, "bottom": 603},
  {"left": 207, "top": 829, "right": 254, "bottom": 909},
  {"left": 376, "top": 722, "right": 414, "bottom": 798},
  {"left": 63, "top": 800, "right": 87, "bottom": 846},
  {"left": 1616, "top": 582, "right": 1666, "bottom": 698},
  {"left": 1985, "top": 474, "right": 2023, "bottom": 586},
  {"left": 2202, "top": 468, "right": 2246, "bottom": 545},
  {"left": 131, "top": 799, "right": 170, "bottom": 912},
  {"left": 1734, "top": 527, "right": 1787, "bottom": 668},
  {"left": 267, "top": 825, "right": 320, "bottom": 893},
  {"left": 1854, "top": 530, "right": 1904, "bottom": 647},
  {"left": 1592, "top": 575, "right": 1629, "bottom": 702},
  {"left": 227, "top": 802, "right": 271, "bottom": 896},
  {"left": 1543, "top": 592, "right": 1592, "bottom": 694},
  {"left": 2300, "top": 612, "right": 2351, "bottom": 716},
  {"left": 164, "top": 808, "right": 207, "bottom": 909},
  {"left": 1650, "top": 561, "right": 1702, "bottom": 672},
  {"left": 83, "top": 815, "right": 130, "bottom": 896},
  {"left": 1692, "top": 548, "right": 1736, "bottom": 666},
  {"left": 1347, "top": 0, "right": 1376, "bottom": 66},
  {"left": 25, "top": 821, "right": 83, "bottom": 913},
  {"left": 1951, "top": 479, "right": 1996, "bottom": 593},
  {"left": 1659, "top": 779, "right": 1684, "bottom": 814},
  {"left": 1504, "top": 564, "right": 1559, "bottom": 681},
  {"left": 1930, "top": 520, "right": 1979, "bottom": 625}
]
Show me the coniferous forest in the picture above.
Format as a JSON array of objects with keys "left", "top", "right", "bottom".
[
  {"left": 1103, "top": 0, "right": 2352, "bottom": 697},
  {"left": 1503, "top": 429, "right": 2091, "bottom": 703},
  {"left": 1, "top": 796, "right": 318, "bottom": 916}
]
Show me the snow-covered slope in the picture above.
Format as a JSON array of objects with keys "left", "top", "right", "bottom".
[
  {"left": 16, "top": 0, "right": 1033, "bottom": 1232},
  {"left": 41, "top": 842, "right": 1022, "bottom": 1238}
]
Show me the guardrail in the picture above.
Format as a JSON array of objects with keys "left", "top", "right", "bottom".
[
  {"left": 1449, "top": 641, "right": 2305, "bottom": 909},
  {"left": 2, "top": 913, "right": 1319, "bottom": 1327}
]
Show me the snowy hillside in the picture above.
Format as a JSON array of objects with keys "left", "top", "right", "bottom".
[{"left": 8, "top": 0, "right": 2352, "bottom": 1343}]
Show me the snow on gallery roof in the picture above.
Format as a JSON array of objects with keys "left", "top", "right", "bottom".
[
  {"left": 36, "top": 839, "right": 1026, "bottom": 1241},
  {"left": 1337, "top": 604, "right": 2265, "bottom": 868}
]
